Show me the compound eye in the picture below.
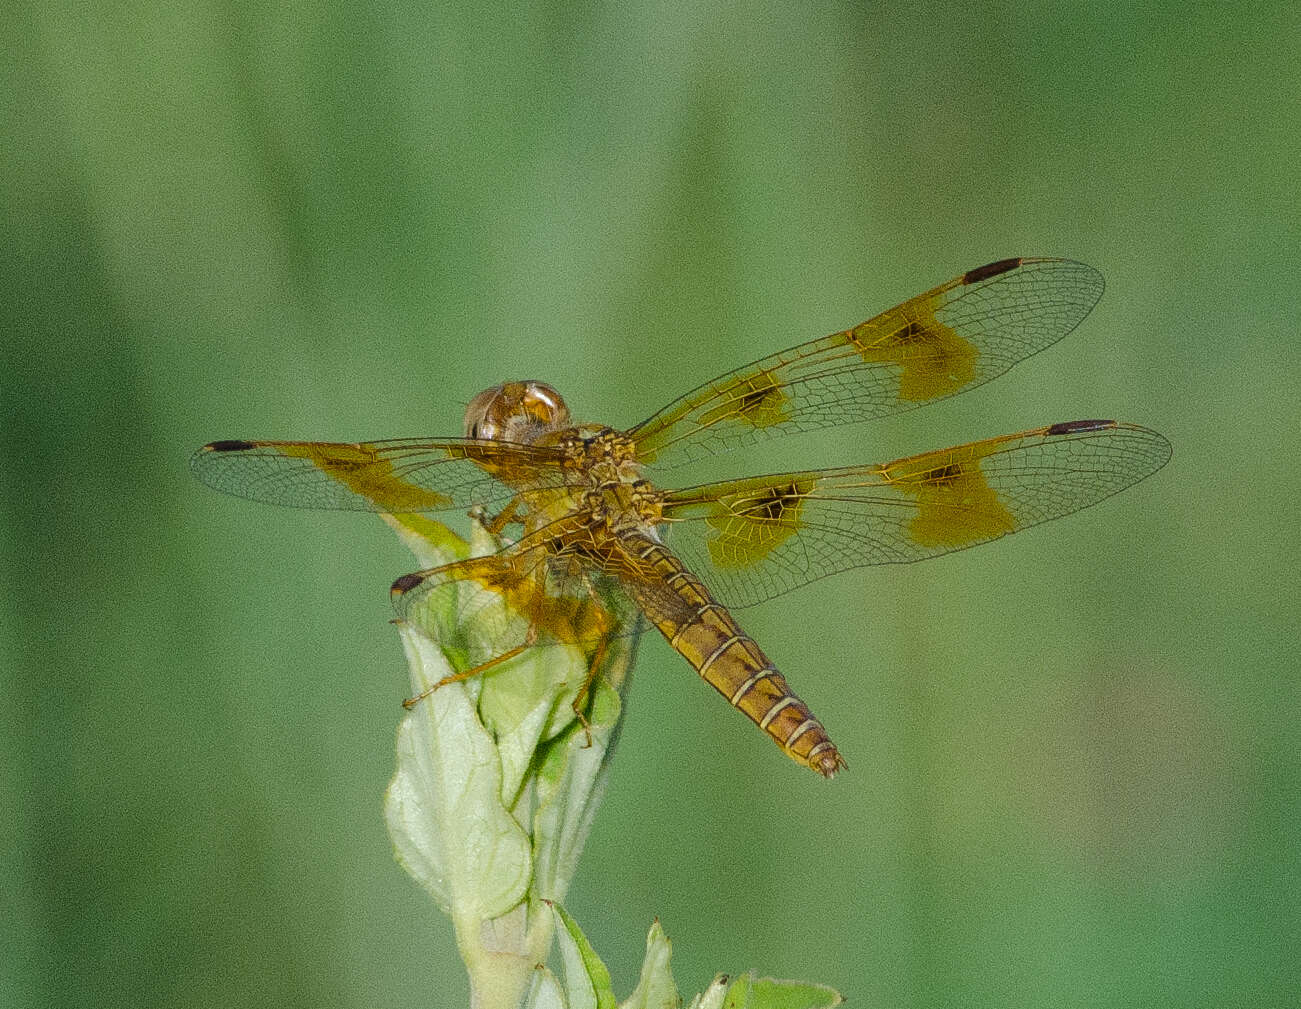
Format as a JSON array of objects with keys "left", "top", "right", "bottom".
[
  {"left": 522, "top": 382, "right": 569, "bottom": 426},
  {"left": 463, "top": 385, "right": 504, "bottom": 439},
  {"left": 463, "top": 381, "right": 568, "bottom": 443}
]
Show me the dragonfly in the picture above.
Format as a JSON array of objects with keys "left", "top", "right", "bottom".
[{"left": 192, "top": 257, "right": 1170, "bottom": 778}]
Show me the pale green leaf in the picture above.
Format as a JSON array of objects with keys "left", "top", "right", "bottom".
[
  {"left": 383, "top": 623, "right": 531, "bottom": 920},
  {"left": 531, "top": 589, "right": 642, "bottom": 904},
  {"left": 478, "top": 640, "right": 586, "bottom": 806},
  {"left": 684, "top": 976, "right": 728, "bottom": 1009},
  {"left": 380, "top": 512, "right": 469, "bottom": 568},
  {"left": 550, "top": 903, "right": 617, "bottom": 1009},
  {"left": 525, "top": 966, "right": 570, "bottom": 1009},
  {"left": 710, "top": 972, "right": 844, "bottom": 1009},
  {"left": 619, "top": 919, "right": 680, "bottom": 1009},
  {"left": 531, "top": 673, "right": 623, "bottom": 902}
]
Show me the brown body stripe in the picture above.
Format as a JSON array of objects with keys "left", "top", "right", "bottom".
[
  {"left": 785, "top": 718, "right": 819, "bottom": 747},
  {"left": 698, "top": 634, "right": 744, "bottom": 677},
  {"left": 729, "top": 666, "right": 777, "bottom": 704},
  {"left": 759, "top": 696, "right": 797, "bottom": 729},
  {"left": 670, "top": 603, "right": 726, "bottom": 647},
  {"left": 628, "top": 535, "right": 846, "bottom": 777}
]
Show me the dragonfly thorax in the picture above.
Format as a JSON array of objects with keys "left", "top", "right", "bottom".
[{"left": 554, "top": 429, "right": 662, "bottom": 531}]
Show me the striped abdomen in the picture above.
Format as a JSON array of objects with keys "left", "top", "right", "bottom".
[{"left": 629, "top": 536, "right": 846, "bottom": 777}]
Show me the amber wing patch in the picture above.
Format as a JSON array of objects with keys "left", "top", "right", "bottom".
[
  {"left": 277, "top": 442, "right": 454, "bottom": 511},
  {"left": 879, "top": 443, "right": 1016, "bottom": 547},
  {"left": 696, "top": 367, "right": 790, "bottom": 431},
  {"left": 704, "top": 479, "right": 813, "bottom": 569},
  {"left": 846, "top": 294, "right": 978, "bottom": 403}
]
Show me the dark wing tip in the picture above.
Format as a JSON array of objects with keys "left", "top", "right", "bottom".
[
  {"left": 1044, "top": 420, "right": 1173, "bottom": 477},
  {"left": 391, "top": 572, "right": 425, "bottom": 596},
  {"left": 1046, "top": 419, "right": 1116, "bottom": 436},
  {"left": 962, "top": 257, "right": 1024, "bottom": 285},
  {"left": 203, "top": 439, "right": 256, "bottom": 452}
]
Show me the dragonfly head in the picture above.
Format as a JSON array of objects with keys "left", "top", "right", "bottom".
[{"left": 464, "top": 381, "right": 571, "bottom": 444}]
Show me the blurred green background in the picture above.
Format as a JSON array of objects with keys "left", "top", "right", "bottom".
[{"left": 4, "top": 2, "right": 1298, "bottom": 1007}]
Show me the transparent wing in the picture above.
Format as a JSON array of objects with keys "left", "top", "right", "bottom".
[
  {"left": 660, "top": 421, "right": 1171, "bottom": 608},
  {"left": 630, "top": 258, "right": 1104, "bottom": 467},
  {"left": 190, "top": 437, "right": 571, "bottom": 513}
]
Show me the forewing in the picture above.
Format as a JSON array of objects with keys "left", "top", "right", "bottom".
[
  {"left": 630, "top": 258, "right": 1104, "bottom": 466},
  {"left": 660, "top": 421, "right": 1171, "bottom": 608},
  {"left": 190, "top": 437, "right": 570, "bottom": 513}
]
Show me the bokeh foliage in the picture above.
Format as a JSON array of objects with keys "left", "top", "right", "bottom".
[{"left": 3, "top": 2, "right": 1298, "bottom": 1007}]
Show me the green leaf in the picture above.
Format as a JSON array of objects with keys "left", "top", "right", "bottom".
[
  {"left": 550, "top": 902, "right": 617, "bottom": 1009},
  {"left": 619, "top": 920, "right": 680, "bottom": 1009},
  {"left": 525, "top": 966, "right": 570, "bottom": 1009},
  {"left": 706, "top": 972, "right": 843, "bottom": 1009},
  {"left": 478, "top": 638, "right": 586, "bottom": 806},
  {"left": 380, "top": 512, "right": 469, "bottom": 567},
  {"left": 684, "top": 978, "right": 726, "bottom": 1009},
  {"left": 532, "top": 672, "right": 624, "bottom": 902},
  {"left": 383, "top": 623, "right": 531, "bottom": 920}
]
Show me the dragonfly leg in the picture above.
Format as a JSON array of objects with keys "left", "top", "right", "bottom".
[
  {"left": 566, "top": 634, "right": 612, "bottom": 749},
  {"left": 568, "top": 576, "right": 618, "bottom": 747},
  {"left": 480, "top": 496, "right": 522, "bottom": 535},
  {"left": 401, "top": 624, "right": 540, "bottom": 708}
]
